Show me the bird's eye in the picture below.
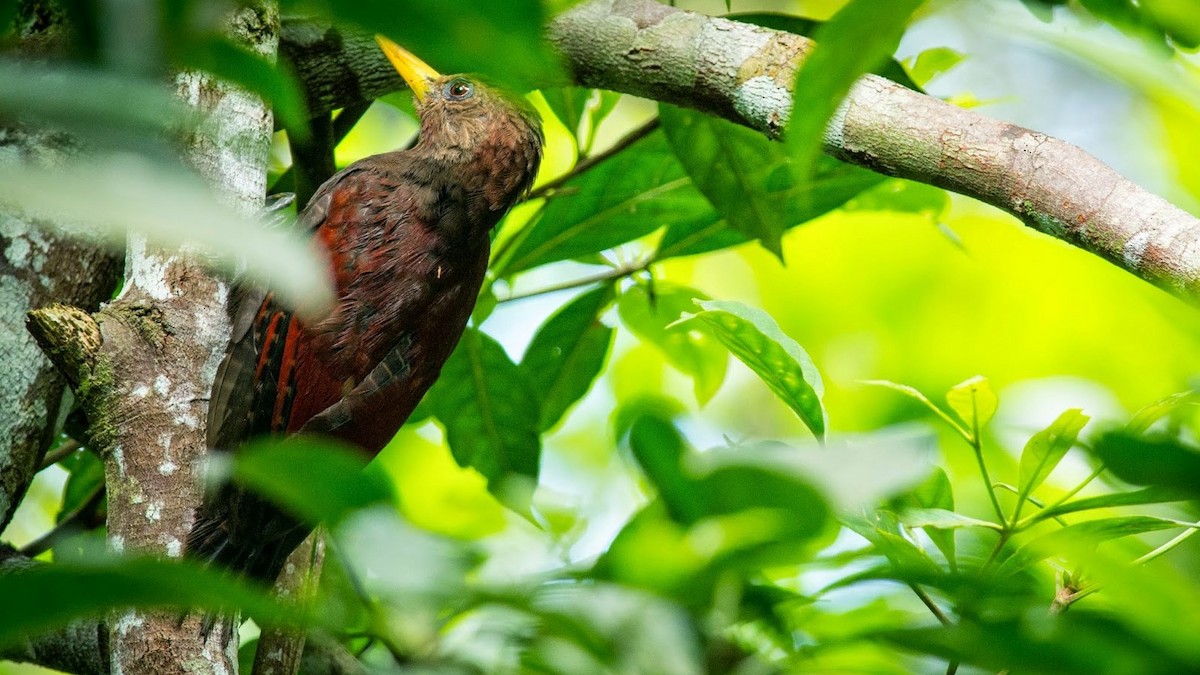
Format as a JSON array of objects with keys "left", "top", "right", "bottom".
[{"left": 443, "top": 79, "right": 474, "bottom": 101}]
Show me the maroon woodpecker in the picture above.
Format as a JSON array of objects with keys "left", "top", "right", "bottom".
[{"left": 188, "top": 37, "right": 543, "bottom": 582}]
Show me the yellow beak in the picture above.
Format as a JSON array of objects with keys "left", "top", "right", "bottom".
[{"left": 376, "top": 35, "right": 441, "bottom": 103}]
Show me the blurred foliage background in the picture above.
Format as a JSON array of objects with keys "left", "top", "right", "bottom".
[{"left": 3, "top": 0, "right": 1200, "bottom": 673}]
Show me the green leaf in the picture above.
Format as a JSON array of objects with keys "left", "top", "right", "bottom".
[
  {"left": 842, "top": 511, "right": 943, "bottom": 578},
  {"left": 0, "top": 154, "right": 334, "bottom": 319},
  {"left": 1037, "top": 486, "right": 1192, "bottom": 520},
  {"left": 900, "top": 508, "right": 1002, "bottom": 531},
  {"left": 1090, "top": 430, "right": 1200, "bottom": 499},
  {"left": 628, "top": 415, "right": 707, "bottom": 525},
  {"left": 660, "top": 103, "right": 798, "bottom": 255},
  {"left": 617, "top": 283, "right": 728, "bottom": 404},
  {"left": 999, "top": 516, "right": 1185, "bottom": 575},
  {"left": 902, "top": 468, "right": 957, "bottom": 565},
  {"left": 319, "top": 0, "right": 563, "bottom": 92},
  {"left": 861, "top": 379, "right": 970, "bottom": 440},
  {"left": 499, "top": 131, "right": 716, "bottom": 274},
  {"left": 1016, "top": 408, "right": 1089, "bottom": 509},
  {"left": 521, "top": 285, "right": 615, "bottom": 431},
  {"left": 176, "top": 37, "right": 309, "bottom": 137},
  {"left": 540, "top": 88, "right": 621, "bottom": 152},
  {"left": 58, "top": 450, "right": 105, "bottom": 524},
  {"left": 842, "top": 178, "right": 949, "bottom": 218},
  {"left": 428, "top": 328, "right": 541, "bottom": 510},
  {"left": 902, "top": 46, "right": 966, "bottom": 86},
  {"left": 730, "top": 12, "right": 924, "bottom": 91},
  {"left": 233, "top": 437, "right": 395, "bottom": 525},
  {"left": 945, "top": 375, "right": 998, "bottom": 432},
  {"left": 687, "top": 300, "right": 825, "bottom": 439},
  {"left": 786, "top": 0, "right": 925, "bottom": 185},
  {"left": 0, "top": 556, "right": 298, "bottom": 648}
]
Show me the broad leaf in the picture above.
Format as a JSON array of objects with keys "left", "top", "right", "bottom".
[
  {"left": 628, "top": 415, "right": 706, "bottom": 525},
  {"left": 617, "top": 283, "right": 728, "bottom": 404},
  {"left": 900, "top": 508, "right": 1002, "bottom": 531},
  {"left": 233, "top": 437, "right": 395, "bottom": 526},
  {"left": 428, "top": 328, "right": 541, "bottom": 510},
  {"left": 998, "top": 516, "right": 1185, "bottom": 575},
  {"left": 1036, "top": 486, "right": 1192, "bottom": 520},
  {"left": 499, "top": 131, "right": 716, "bottom": 274},
  {"left": 861, "top": 379, "right": 969, "bottom": 440},
  {"left": 902, "top": 46, "right": 966, "bottom": 86},
  {"left": 1090, "top": 430, "right": 1200, "bottom": 499},
  {"left": 903, "top": 467, "right": 957, "bottom": 564},
  {"left": 786, "top": 0, "right": 925, "bottom": 185},
  {"left": 1016, "top": 408, "right": 1089, "bottom": 510},
  {"left": 945, "top": 375, "right": 998, "bottom": 432},
  {"left": 521, "top": 285, "right": 615, "bottom": 431},
  {"left": 686, "top": 300, "right": 825, "bottom": 439}
]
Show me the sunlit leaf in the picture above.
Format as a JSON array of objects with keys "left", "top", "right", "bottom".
[
  {"left": 618, "top": 283, "right": 727, "bottom": 404},
  {"left": 903, "top": 46, "right": 966, "bottom": 86},
  {"left": 786, "top": 0, "right": 924, "bottom": 184},
  {"left": 901, "top": 467, "right": 957, "bottom": 564},
  {"left": 1017, "top": 408, "right": 1089, "bottom": 509},
  {"left": 686, "top": 300, "right": 825, "bottom": 439},
  {"left": 0, "top": 154, "right": 334, "bottom": 319},
  {"left": 499, "top": 131, "right": 715, "bottom": 274},
  {"left": 998, "top": 516, "right": 1186, "bottom": 575},
  {"left": 522, "top": 285, "right": 615, "bottom": 431},
  {"left": 1036, "top": 486, "right": 1192, "bottom": 520},
  {"left": 946, "top": 375, "right": 998, "bottom": 432},
  {"left": 861, "top": 380, "right": 969, "bottom": 440},
  {"left": 428, "top": 328, "right": 541, "bottom": 512},
  {"left": 900, "top": 508, "right": 1002, "bottom": 531}
]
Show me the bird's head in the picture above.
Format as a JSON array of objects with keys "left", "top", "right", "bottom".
[{"left": 376, "top": 36, "right": 543, "bottom": 212}]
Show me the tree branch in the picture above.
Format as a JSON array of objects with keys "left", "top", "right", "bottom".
[{"left": 281, "top": 0, "right": 1200, "bottom": 305}]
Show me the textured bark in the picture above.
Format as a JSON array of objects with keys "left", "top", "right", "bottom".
[
  {"left": 0, "top": 6, "right": 122, "bottom": 537},
  {"left": 281, "top": 0, "right": 1200, "bottom": 305},
  {"left": 95, "top": 3, "right": 279, "bottom": 674},
  {"left": 252, "top": 532, "right": 326, "bottom": 675}
]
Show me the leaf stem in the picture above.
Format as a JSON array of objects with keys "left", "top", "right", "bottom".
[
  {"left": 1133, "top": 523, "right": 1200, "bottom": 565},
  {"left": 38, "top": 438, "right": 82, "bottom": 471},
  {"left": 968, "top": 394, "right": 1006, "bottom": 525},
  {"left": 498, "top": 259, "right": 652, "bottom": 303},
  {"left": 526, "top": 116, "right": 661, "bottom": 202},
  {"left": 907, "top": 582, "right": 952, "bottom": 626},
  {"left": 1014, "top": 464, "right": 1105, "bottom": 530}
]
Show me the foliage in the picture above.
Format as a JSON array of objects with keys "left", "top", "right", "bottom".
[{"left": 3, "top": 0, "right": 1200, "bottom": 674}]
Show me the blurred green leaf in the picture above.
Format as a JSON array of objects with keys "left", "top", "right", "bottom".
[
  {"left": 900, "top": 508, "right": 1002, "bottom": 531},
  {"left": 842, "top": 178, "right": 949, "bottom": 218},
  {"left": 316, "top": 0, "right": 563, "bottom": 92},
  {"left": 902, "top": 46, "right": 966, "bottom": 86},
  {"left": 429, "top": 328, "right": 541, "bottom": 511},
  {"left": 1017, "top": 408, "right": 1089, "bottom": 512},
  {"left": 999, "top": 516, "right": 1185, "bottom": 574},
  {"left": 541, "top": 88, "right": 621, "bottom": 152},
  {"left": 786, "top": 0, "right": 924, "bottom": 185},
  {"left": 57, "top": 450, "right": 104, "bottom": 524},
  {"left": 843, "top": 510, "right": 943, "bottom": 577},
  {"left": 233, "top": 437, "right": 394, "bottom": 525},
  {"left": 521, "top": 285, "right": 615, "bottom": 431},
  {"left": 902, "top": 467, "right": 957, "bottom": 565},
  {"left": 0, "top": 154, "right": 335, "bottom": 319},
  {"left": 1143, "top": 0, "right": 1200, "bottom": 48},
  {"left": 0, "top": 556, "right": 297, "bottom": 648},
  {"left": 628, "top": 415, "right": 707, "bottom": 525},
  {"left": 176, "top": 37, "right": 309, "bottom": 137},
  {"left": 500, "top": 131, "right": 715, "bottom": 274},
  {"left": 618, "top": 283, "right": 728, "bottom": 404},
  {"left": 946, "top": 375, "right": 998, "bottom": 432},
  {"left": 1090, "top": 430, "right": 1200, "bottom": 498},
  {"left": 881, "top": 613, "right": 1198, "bottom": 675},
  {"left": 1036, "top": 486, "right": 1192, "bottom": 520},
  {"left": 687, "top": 300, "right": 825, "bottom": 439}
]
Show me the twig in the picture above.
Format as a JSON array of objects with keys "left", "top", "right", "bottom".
[
  {"left": 907, "top": 583, "right": 952, "bottom": 627},
  {"left": 38, "top": 438, "right": 81, "bottom": 471},
  {"left": 19, "top": 482, "right": 104, "bottom": 557},
  {"left": 498, "top": 259, "right": 651, "bottom": 303},
  {"left": 526, "top": 116, "right": 661, "bottom": 202}
]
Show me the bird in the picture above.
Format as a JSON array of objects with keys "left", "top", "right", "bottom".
[{"left": 186, "top": 36, "right": 543, "bottom": 587}]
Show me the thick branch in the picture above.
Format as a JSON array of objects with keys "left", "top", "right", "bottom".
[{"left": 282, "top": 0, "right": 1200, "bottom": 304}]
